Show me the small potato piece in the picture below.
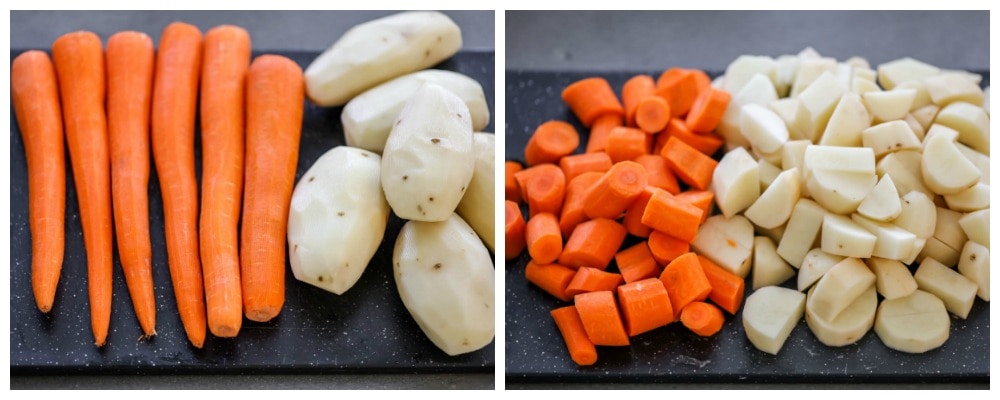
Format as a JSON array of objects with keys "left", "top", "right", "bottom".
[
  {"left": 934, "top": 206, "right": 969, "bottom": 251},
  {"left": 752, "top": 236, "right": 795, "bottom": 290},
  {"left": 718, "top": 74, "right": 779, "bottom": 148},
  {"left": 724, "top": 55, "right": 778, "bottom": 95},
  {"left": 712, "top": 147, "right": 760, "bottom": 218},
  {"left": 740, "top": 103, "right": 789, "bottom": 154},
  {"left": 876, "top": 151, "right": 932, "bottom": 199},
  {"left": 807, "top": 257, "right": 876, "bottom": 322},
  {"left": 958, "top": 209, "right": 989, "bottom": 248},
  {"left": 924, "top": 72, "right": 985, "bottom": 107},
  {"left": 914, "top": 257, "right": 978, "bottom": 319},
  {"left": 957, "top": 241, "right": 989, "bottom": 301},
  {"left": 777, "top": 198, "right": 827, "bottom": 269},
  {"left": 877, "top": 57, "right": 940, "bottom": 90},
  {"left": 743, "top": 286, "right": 806, "bottom": 355},
  {"left": 865, "top": 257, "right": 918, "bottom": 300},
  {"left": 393, "top": 213, "right": 495, "bottom": 356},
  {"left": 803, "top": 145, "right": 875, "bottom": 176},
  {"left": 818, "top": 93, "right": 870, "bottom": 147},
  {"left": 917, "top": 237, "right": 961, "bottom": 268},
  {"left": 769, "top": 99, "right": 813, "bottom": 141},
  {"left": 288, "top": 146, "right": 390, "bottom": 295},
  {"left": 744, "top": 168, "right": 801, "bottom": 229},
  {"left": 874, "top": 290, "right": 949, "bottom": 353},
  {"left": 806, "top": 284, "right": 876, "bottom": 347},
  {"left": 798, "top": 72, "right": 847, "bottom": 141},
  {"left": 757, "top": 160, "right": 782, "bottom": 192},
  {"left": 943, "top": 182, "right": 989, "bottom": 212},
  {"left": 861, "top": 120, "right": 921, "bottom": 158},
  {"left": 921, "top": 129, "right": 980, "bottom": 195},
  {"left": 821, "top": 214, "right": 876, "bottom": 258},
  {"left": 862, "top": 89, "right": 916, "bottom": 122},
  {"left": 456, "top": 133, "right": 495, "bottom": 251},
  {"left": 857, "top": 174, "right": 901, "bottom": 222},
  {"left": 304, "top": 11, "right": 462, "bottom": 106},
  {"left": 934, "top": 101, "right": 990, "bottom": 155},
  {"left": 691, "top": 215, "right": 754, "bottom": 278},
  {"left": 806, "top": 169, "right": 876, "bottom": 215},
  {"left": 851, "top": 214, "right": 918, "bottom": 261},
  {"left": 381, "top": 83, "right": 474, "bottom": 222},
  {"left": 894, "top": 191, "right": 937, "bottom": 239},
  {"left": 797, "top": 248, "right": 845, "bottom": 292}
]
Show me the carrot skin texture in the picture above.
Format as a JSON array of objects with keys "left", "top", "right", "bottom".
[
  {"left": 615, "top": 242, "right": 661, "bottom": 284},
  {"left": 559, "top": 152, "right": 612, "bottom": 183},
  {"left": 505, "top": 200, "right": 527, "bottom": 261},
  {"left": 12, "top": 51, "right": 66, "bottom": 314},
  {"left": 617, "top": 278, "right": 674, "bottom": 336},
  {"left": 152, "top": 22, "right": 207, "bottom": 347},
  {"left": 660, "top": 253, "right": 713, "bottom": 320},
  {"left": 685, "top": 87, "right": 731, "bottom": 133},
  {"left": 565, "top": 267, "right": 623, "bottom": 297},
  {"left": 559, "top": 218, "right": 627, "bottom": 270},
  {"left": 697, "top": 255, "right": 745, "bottom": 315},
  {"left": 647, "top": 230, "right": 690, "bottom": 265},
  {"left": 661, "top": 136, "right": 718, "bottom": 191},
  {"left": 106, "top": 31, "right": 157, "bottom": 337},
  {"left": 525, "top": 120, "right": 580, "bottom": 166},
  {"left": 241, "top": 54, "right": 305, "bottom": 322},
  {"left": 551, "top": 306, "right": 598, "bottom": 366},
  {"left": 640, "top": 189, "right": 704, "bottom": 242},
  {"left": 562, "top": 77, "right": 624, "bottom": 127},
  {"left": 505, "top": 161, "right": 524, "bottom": 204},
  {"left": 574, "top": 290, "right": 630, "bottom": 346},
  {"left": 525, "top": 261, "right": 576, "bottom": 302},
  {"left": 622, "top": 74, "right": 655, "bottom": 127},
  {"left": 585, "top": 114, "right": 623, "bottom": 153},
  {"left": 559, "top": 172, "right": 602, "bottom": 238},
  {"left": 680, "top": 301, "right": 725, "bottom": 337},
  {"left": 583, "top": 160, "right": 648, "bottom": 220},
  {"left": 525, "top": 213, "right": 562, "bottom": 264}
]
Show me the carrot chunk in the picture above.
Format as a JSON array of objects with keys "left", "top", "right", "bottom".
[
  {"left": 659, "top": 253, "right": 713, "bottom": 320},
  {"left": 505, "top": 200, "right": 527, "bottom": 261},
  {"left": 562, "top": 77, "right": 625, "bottom": 127},
  {"left": 617, "top": 278, "right": 674, "bottom": 336},
  {"left": 559, "top": 218, "right": 627, "bottom": 270},
  {"left": 680, "top": 301, "right": 725, "bottom": 337},
  {"left": 525, "top": 120, "right": 580, "bottom": 166},
  {"left": 583, "top": 160, "right": 648, "bottom": 219},
  {"left": 551, "top": 306, "right": 598, "bottom": 366},
  {"left": 574, "top": 290, "right": 630, "bottom": 346}
]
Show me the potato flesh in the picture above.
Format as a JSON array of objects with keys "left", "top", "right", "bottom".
[
  {"left": 921, "top": 129, "right": 981, "bottom": 195},
  {"left": 712, "top": 146, "right": 760, "bottom": 218},
  {"left": 856, "top": 174, "right": 901, "bottom": 222},
  {"left": 806, "top": 169, "right": 876, "bottom": 215},
  {"left": 958, "top": 209, "right": 989, "bottom": 249},
  {"left": 455, "top": 133, "right": 495, "bottom": 252},
  {"left": 821, "top": 214, "right": 876, "bottom": 258},
  {"left": 803, "top": 145, "right": 875, "bottom": 176},
  {"left": 690, "top": 215, "right": 754, "bottom": 278},
  {"left": 934, "top": 101, "right": 990, "bottom": 155},
  {"left": 876, "top": 151, "right": 932, "bottom": 199},
  {"left": 797, "top": 248, "right": 845, "bottom": 292},
  {"left": 807, "top": 257, "right": 876, "bottom": 322},
  {"left": 865, "top": 257, "right": 918, "bottom": 300},
  {"left": 744, "top": 168, "right": 801, "bottom": 229},
  {"left": 743, "top": 286, "right": 806, "bottom": 355},
  {"left": 718, "top": 74, "right": 779, "bottom": 148},
  {"left": 818, "top": 93, "right": 870, "bottom": 147},
  {"left": 740, "top": 103, "right": 789, "bottom": 154},
  {"left": 806, "top": 284, "right": 876, "bottom": 347},
  {"left": 877, "top": 57, "right": 941, "bottom": 90},
  {"left": 851, "top": 214, "right": 917, "bottom": 261},
  {"left": 776, "top": 198, "right": 827, "bottom": 269},
  {"left": 957, "top": 241, "right": 989, "bottom": 301},
  {"left": 863, "top": 89, "right": 916, "bottom": 122},
  {"left": 752, "top": 236, "right": 795, "bottom": 290},
  {"left": 943, "top": 182, "right": 989, "bottom": 212},
  {"left": 874, "top": 290, "right": 949, "bottom": 353},
  {"left": 914, "top": 257, "right": 978, "bottom": 319},
  {"left": 924, "top": 72, "right": 985, "bottom": 107},
  {"left": 861, "top": 120, "right": 921, "bottom": 158},
  {"left": 798, "top": 72, "right": 848, "bottom": 140}
]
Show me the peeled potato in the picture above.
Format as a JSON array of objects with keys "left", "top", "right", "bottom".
[
  {"left": 455, "top": 133, "right": 495, "bottom": 252},
  {"left": 874, "top": 290, "right": 949, "bottom": 353},
  {"left": 806, "top": 257, "right": 876, "bottom": 322},
  {"left": 743, "top": 286, "right": 806, "bottom": 355},
  {"left": 806, "top": 284, "right": 876, "bottom": 347}
]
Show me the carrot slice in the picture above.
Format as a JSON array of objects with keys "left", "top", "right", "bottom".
[
  {"left": 655, "top": 68, "right": 701, "bottom": 117},
  {"left": 505, "top": 200, "right": 527, "bottom": 261},
  {"left": 648, "top": 230, "right": 690, "bottom": 265},
  {"left": 622, "top": 74, "right": 656, "bottom": 127},
  {"left": 525, "top": 260, "right": 576, "bottom": 302},
  {"left": 551, "top": 306, "right": 598, "bottom": 366},
  {"left": 559, "top": 218, "right": 627, "bottom": 270},
  {"left": 574, "top": 290, "right": 630, "bottom": 346},
  {"left": 634, "top": 154, "right": 680, "bottom": 194},
  {"left": 562, "top": 77, "right": 625, "bottom": 127},
  {"left": 675, "top": 190, "right": 714, "bottom": 224},
  {"left": 685, "top": 87, "right": 731, "bottom": 133},
  {"left": 514, "top": 163, "right": 567, "bottom": 218},
  {"left": 697, "top": 255, "right": 745, "bottom": 315},
  {"left": 640, "top": 188, "right": 704, "bottom": 242},
  {"left": 622, "top": 186, "right": 656, "bottom": 238},
  {"left": 617, "top": 278, "right": 674, "bottom": 336},
  {"left": 525, "top": 212, "right": 562, "bottom": 264},
  {"left": 661, "top": 135, "right": 718, "bottom": 191},
  {"left": 605, "top": 126, "right": 651, "bottom": 163},
  {"left": 586, "top": 114, "right": 624, "bottom": 153},
  {"left": 635, "top": 96, "right": 672, "bottom": 134},
  {"left": 525, "top": 120, "right": 580, "bottom": 166},
  {"left": 615, "top": 242, "right": 661, "bottom": 284},
  {"left": 559, "top": 172, "right": 603, "bottom": 238},
  {"left": 582, "top": 160, "right": 648, "bottom": 219},
  {"left": 505, "top": 161, "right": 524, "bottom": 204},
  {"left": 559, "top": 152, "right": 612, "bottom": 183},
  {"left": 565, "top": 267, "right": 623, "bottom": 297},
  {"left": 659, "top": 253, "right": 712, "bottom": 320},
  {"left": 663, "top": 118, "right": 724, "bottom": 156},
  {"left": 680, "top": 301, "right": 725, "bottom": 337}
]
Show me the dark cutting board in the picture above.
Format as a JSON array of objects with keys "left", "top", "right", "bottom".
[
  {"left": 504, "top": 69, "right": 989, "bottom": 384},
  {"left": 10, "top": 50, "right": 495, "bottom": 375}
]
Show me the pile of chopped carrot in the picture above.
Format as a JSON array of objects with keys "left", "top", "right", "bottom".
[{"left": 506, "top": 69, "right": 739, "bottom": 366}]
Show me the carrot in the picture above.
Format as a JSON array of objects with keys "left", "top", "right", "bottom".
[
  {"left": 655, "top": 68, "right": 700, "bottom": 117},
  {"left": 582, "top": 160, "right": 648, "bottom": 219},
  {"left": 550, "top": 306, "right": 598, "bottom": 366},
  {"left": 662, "top": 118, "right": 724, "bottom": 156},
  {"left": 640, "top": 188, "right": 704, "bottom": 242},
  {"left": 52, "top": 31, "right": 113, "bottom": 347},
  {"left": 661, "top": 136, "right": 718, "bottom": 191},
  {"left": 151, "top": 22, "right": 206, "bottom": 347},
  {"left": 514, "top": 163, "right": 566, "bottom": 218},
  {"left": 565, "top": 267, "right": 623, "bottom": 297},
  {"left": 685, "top": 87, "right": 731, "bottom": 133},
  {"left": 605, "top": 126, "right": 652, "bottom": 163},
  {"left": 574, "top": 290, "right": 630, "bottom": 346},
  {"left": 622, "top": 186, "right": 655, "bottom": 238},
  {"left": 585, "top": 114, "right": 623, "bottom": 153},
  {"left": 525, "top": 120, "right": 580, "bottom": 166},
  {"left": 106, "top": 31, "right": 157, "bottom": 337},
  {"left": 505, "top": 161, "right": 524, "bottom": 204},
  {"left": 525, "top": 261, "right": 576, "bottom": 302},
  {"left": 675, "top": 190, "right": 714, "bottom": 224},
  {"left": 559, "top": 172, "right": 603, "bottom": 238},
  {"left": 241, "top": 54, "right": 305, "bottom": 322},
  {"left": 505, "top": 200, "right": 527, "bottom": 261},
  {"left": 617, "top": 278, "right": 674, "bottom": 336},
  {"left": 648, "top": 230, "right": 690, "bottom": 265},
  {"left": 199, "top": 25, "right": 251, "bottom": 338},
  {"left": 559, "top": 218, "right": 626, "bottom": 270},
  {"left": 11, "top": 51, "right": 66, "bottom": 314},
  {"left": 691, "top": 69, "right": 712, "bottom": 94},
  {"left": 634, "top": 154, "right": 680, "bottom": 194},
  {"left": 559, "top": 152, "right": 612, "bottom": 183},
  {"left": 680, "top": 301, "right": 725, "bottom": 337},
  {"left": 562, "top": 77, "right": 624, "bottom": 127},
  {"left": 659, "top": 253, "right": 712, "bottom": 320},
  {"left": 622, "top": 74, "right": 655, "bottom": 127},
  {"left": 697, "top": 255, "right": 745, "bottom": 315},
  {"left": 635, "top": 96, "right": 672, "bottom": 134},
  {"left": 615, "top": 242, "right": 661, "bottom": 284},
  {"left": 525, "top": 212, "right": 562, "bottom": 264}
]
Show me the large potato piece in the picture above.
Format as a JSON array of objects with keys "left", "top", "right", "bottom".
[
  {"left": 288, "top": 146, "right": 390, "bottom": 295},
  {"left": 914, "top": 257, "right": 978, "bottom": 319},
  {"left": 712, "top": 147, "right": 760, "bottom": 218},
  {"left": 691, "top": 215, "right": 755, "bottom": 278},
  {"left": 807, "top": 257, "right": 876, "bottom": 322},
  {"left": 382, "top": 83, "right": 474, "bottom": 221},
  {"left": 305, "top": 11, "right": 462, "bottom": 106},
  {"left": 874, "top": 290, "right": 949, "bottom": 353},
  {"left": 393, "top": 213, "right": 495, "bottom": 356},
  {"left": 743, "top": 286, "right": 806, "bottom": 355},
  {"left": 806, "top": 284, "right": 876, "bottom": 347},
  {"left": 456, "top": 133, "right": 495, "bottom": 252}
]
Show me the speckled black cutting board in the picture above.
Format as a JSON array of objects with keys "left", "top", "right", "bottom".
[
  {"left": 504, "top": 69, "right": 989, "bottom": 384},
  {"left": 10, "top": 50, "right": 495, "bottom": 374}
]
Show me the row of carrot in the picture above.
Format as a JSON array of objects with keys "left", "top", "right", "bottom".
[
  {"left": 505, "top": 68, "right": 739, "bottom": 366},
  {"left": 11, "top": 22, "right": 304, "bottom": 348}
]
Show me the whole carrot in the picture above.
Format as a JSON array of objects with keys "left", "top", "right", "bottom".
[
  {"left": 12, "top": 51, "right": 66, "bottom": 314},
  {"left": 241, "top": 54, "right": 304, "bottom": 322},
  {"left": 200, "top": 25, "right": 251, "bottom": 338},
  {"left": 106, "top": 31, "right": 157, "bottom": 338},
  {"left": 52, "top": 31, "right": 113, "bottom": 347},
  {"left": 152, "top": 22, "right": 207, "bottom": 348}
]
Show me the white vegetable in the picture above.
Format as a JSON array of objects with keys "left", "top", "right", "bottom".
[
  {"left": 934, "top": 101, "right": 990, "bottom": 155},
  {"left": 958, "top": 209, "right": 989, "bottom": 248},
  {"left": 821, "top": 214, "right": 876, "bottom": 258},
  {"left": 942, "top": 182, "right": 989, "bottom": 212},
  {"left": 711, "top": 147, "right": 760, "bottom": 218},
  {"left": 957, "top": 240, "right": 989, "bottom": 301},
  {"left": 874, "top": 290, "right": 949, "bottom": 353},
  {"left": 718, "top": 74, "right": 779, "bottom": 148},
  {"left": 743, "top": 286, "right": 806, "bottom": 355},
  {"left": 744, "top": 168, "right": 801, "bottom": 229},
  {"left": 724, "top": 55, "right": 778, "bottom": 95},
  {"left": 690, "top": 215, "right": 754, "bottom": 278},
  {"left": 304, "top": 11, "right": 462, "bottom": 106},
  {"left": 797, "top": 72, "right": 846, "bottom": 140},
  {"left": 877, "top": 57, "right": 940, "bottom": 90},
  {"left": 876, "top": 151, "right": 932, "bottom": 198},
  {"left": 914, "top": 257, "right": 978, "bottom": 319},
  {"left": 917, "top": 237, "right": 961, "bottom": 268},
  {"left": 806, "top": 169, "right": 876, "bottom": 215},
  {"left": 862, "top": 89, "right": 915, "bottom": 122},
  {"left": 864, "top": 257, "right": 917, "bottom": 300},
  {"left": 856, "top": 174, "right": 901, "bottom": 222},
  {"left": 910, "top": 104, "right": 940, "bottom": 131},
  {"left": 740, "top": 103, "right": 789, "bottom": 154},
  {"left": 806, "top": 257, "right": 876, "bottom": 322},
  {"left": 921, "top": 128, "right": 980, "bottom": 195},
  {"left": 861, "top": 120, "right": 921, "bottom": 158},
  {"left": 797, "top": 248, "right": 845, "bottom": 292},
  {"left": 381, "top": 83, "right": 474, "bottom": 222},
  {"left": 287, "top": 146, "right": 390, "bottom": 295},
  {"left": 924, "top": 72, "right": 985, "bottom": 107},
  {"left": 393, "top": 213, "right": 495, "bottom": 356},
  {"left": 455, "top": 133, "right": 495, "bottom": 252},
  {"left": 342, "top": 70, "right": 489, "bottom": 153},
  {"left": 806, "top": 284, "right": 875, "bottom": 347},
  {"left": 752, "top": 236, "right": 795, "bottom": 290},
  {"left": 851, "top": 214, "right": 918, "bottom": 261},
  {"left": 776, "top": 199, "right": 827, "bottom": 269},
  {"left": 817, "top": 93, "right": 870, "bottom": 147}
]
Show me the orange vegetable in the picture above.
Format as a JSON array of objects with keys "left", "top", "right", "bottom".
[
  {"left": 562, "top": 77, "right": 624, "bottom": 127},
  {"left": 615, "top": 242, "right": 661, "bottom": 284},
  {"left": 559, "top": 152, "right": 612, "bottom": 182},
  {"left": 565, "top": 267, "right": 623, "bottom": 297},
  {"left": 648, "top": 230, "right": 690, "bottom": 265},
  {"left": 586, "top": 114, "right": 623, "bottom": 153},
  {"left": 659, "top": 253, "right": 712, "bottom": 320},
  {"left": 559, "top": 218, "right": 627, "bottom": 270},
  {"left": 514, "top": 163, "right": 567, "bottom": 218},
  {"left": 685, "top": 87, "right": 731, "bottom": 133},
  {"left": 680, "top": 301, "right": 725, "bottom": 337},
  {"left": 655, "top": 68, "right": 700, "bottom": 117},
  {"left": 525, "top": 212, "right": 562, "bottom": 264},
  {"left": 12, "top": 51, "right": 66, "bottom": 315},
  {"left": 640, "top": 188, "right": 704, "bottom": 242},
  {"left": 505, "top": 200, "right": 527, "bottom": 261},
  {"left": 663, "top": 118, "right": 724, "bottom": 156},
  {"left": 698, "top": 255, "right": 745, "bottom": 315},
  {"left": 583, "top": 160, "right": 648, "bottom": 219},
  {"left": 525, "top": 120, "right": 580, "bottom": 166},
  {"left": 605, "top": 126, "right": 651, "bottom": 163},
  {"left": 550, "top": 306, "right": 598, "bottom": 366},
  {"left": 574, "top": 290, "right": 630, "bottom": 346},
  {"left": 622, "top": 74, "right": 655, "bottom": 127},
  {"left": 675, "top": 190, "right": 714, "bottom": 224},
  {"left": 559, "top": 172, "right": 603, "bottom": 238},
  {"left": 661, "top": 135, "right": 718, "bottom": 191},
  {"left": 635, "top": 96, "right": 672, "bottom": 134},
  {"left": 505, "top": 161, "right": 524, "bottom": 204},
  {"left": 622, "top": 186, "right": 656, "bottom": 238},
  {"left": 525, "top": 260, "right": 576, "bottom": 302},
  {"left": 617, "top": 278, "right": 674, "bottom": 336},
  {"left": 634, "top": 154, "right": 680, "bottom": 194}
]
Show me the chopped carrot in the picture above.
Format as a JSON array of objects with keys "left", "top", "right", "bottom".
[
  {"left": 559, "top": 172, "right": 603, "bottom": 238},
  {"left": 525, "top": 120, "right": 580, "bottom": 166},
  {"left": 574, "top": 290, "right": 630, "bottom": 346},
  {"left": 559, "top": 218, "right": 627, "bottom": 270},
  {"left": 634, "top": 154, "right": 680, "bottom": 194},
  {"left": 505, "top": 161, "right": 524, "bottom": 204},
  {"left": 617, "top": 278, "right": 674, "bottom": 336},
  {"left": 605, "top": 126, "right": 651, "bottom": 163},
  {"left": 675, "top": 190, "right": 714, "bottom": 224},
  {"left": 562, "top": 77, "right": 624, "bottom": 127},
  {"left": 691, "top": 69, "right": 712, "bottom": 94},
  {"left": 622, "top": 74, "right": 655, "bottom": 127},
  {"left": 514, "top": 163, "right": 567, "bottom": 218},
  {"left": 663, "top": 118, "right": 724, "bottom": 156},
  {"left": 586, "top": 114, "right": 623, "bottom": 153},
  {"left": 505, "top": 200, "right": 526, "bottom": 261},
  {"left": 661, "top": 136, "right": 718, "bottom": 191},
  {"left": 525, "top": 260, "right": 576, "bottom": 302},
  {"left": 655, "top": 68, "right": 700, "bottom": 117},
  {"left": 582, "top": 160, "right": 648, "bottom": 219},
  {"left": 685, "top": 87, "right": 731, "bottom": 133},
  {"left": 551, "top": 306, "right": 598, "bottom": 366},
  {"left": 648, "top": 230, "right": 690, "bottom": 265},
  {"left": 659, "top": 253, "right": 712, "bottom": 320},
  {"left": 12, "top": 51, "right": 66, "bottom": 315},
  {"left": 622, "top": 186, "right": 656, "bottom": 238},
  {"left": 680, "top": 301, "right": 725, "bottom": 337},
  {"left": 559, "top": 152, "right": 612, "bottom": 182},
  {"left": 565, "top": 267, "right": 623, "bottom": 297},
  {"left": 615, "top": 242, "right": 661, "bottom": 283},
  {"left": 635, "top": 96, "right": 672, "bottom": 134},
  {"left": 697, "top": 255, "right": 745, "bottom": 315},
  {"left": 640, "top": 188, "right": 704, "bottom": 242},
  {"left": 525, "top": 212, "right": 562, "bottom": 264}
]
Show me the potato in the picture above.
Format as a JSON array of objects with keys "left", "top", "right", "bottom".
[
  {"left": 752, "top": 236, "right": 795, "bottom": 290},
  {"left": 287, "top": 146, "right": 390, "bottom": 295},
  {"left": 806, "top": 284, "right": 875, "bottom": 347},
  {"left": 797, "top": 248, "right": 845, "bottom": 292},
  {"left": 740, "top": 103, "right": 789, "bottom": 154},
  {"left": 876, "top": 150, "right": 932, "bottom": 198},
  {"left": 861, "top": 120, "right": 921, "bottom": 158},
  {"left": 914, "top": 257, "right": 978, "bottom": 319},
  {"left": 910, "top": 104, "right": 940, "bottom": 132},
  {"left": 850, "top": 214, "right": 918, "bottom": 261},
  {"left": 924, "top": 72, "right": 985, "bottom": 107},
  {"left": 942, "top": 182, "right": 989, "bottom": 212},
  {"left": 852, "top": 76, "right": 882, "bottom": 96},
  {"left": 712, "top": 146, "right": 760, "bottom": 218},
  {"left": 690, "top": 215, "right": 754, "bottom": 278},
  {"left": 807, "top": 257, "right": 876, "bottom": 322},
  {"left": 342, "top": 70, "right": 489, "bottom": 153},
  {"left": 934, "top": 101, "right": 990, "bottom": 155},
  {"left": 955, "top": 142, "right": 990, "bottom": 185},
  {"left": 381, "top": 83, "right": 474, "bottom": 222},
  {"left": 917, "top": 237, "right": 961, "bottom": 268},
  {"left": 895, "top": 80, "right": 934, "bottom": 111},
  {"left": 790, "top": 56, "right": 837, "bottom": 97},
  {"left": 921, "top": 130, "right": 980, "bottom": 195},
  {"left": 874, "top": 290, "right": 949, "bottom": 353},
  {"left": 958, "top": 209, "right": 988, "bottom": 248},
  {"left": 455, "top": 133, "right": 495, "bottom": 252},
  {"left": 718, "top": 74, "right": 779, "bottom": 148},
  {"left": 769, "top": 98, "right": 813, "bottom": 141},
  {"left": 803, "top": 145, "right": 875, "bottom": 176},
  {"left": 862, "top": 89, "right": 916, "bottom": 122},
  {"left": 806, "top": 169, "right": 876, "bottom": 215},
  {"left": 818, "top": 93, "right": 870, "bottom": 147},
  {"left": 744, "top": 168, "right": 801, "bottom": 229},
  {"left": 723, "top": 55, "right": 778, "bottom": 95},
  {"left": 934, "top": 206, "right": 969, "bottom": 251},
  {"left": 797, "top": 72, "right": 847, "bottom": 140},
  {"left": 821, "top": 214, "right": 876, "bottom": 258},
  {"left": 743, "top": 286, "right": 806, "bottom": 355},
  {"left": 756, "top": 160, "right": 782, "bottom": 192},
  {"left": 865, "top": 257, "right": 918, "bottom": 300},
  {"left": 957, "top": 240, "right": 989, "bottom": 301},
  {"left": 856, "top": 174, "right": 901, "bottom": 222},
  {"left": 304, "top": 11, "right": 462, "bottom": 106},
  {"left": 393, "top": 213, "right": 495, "bottom": 356},
  {"left": 877, "top": 57, "right": 940, "bottom": 90},
  {"left": 776, "top": 198, "right": 827, "bottom": 269}
]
